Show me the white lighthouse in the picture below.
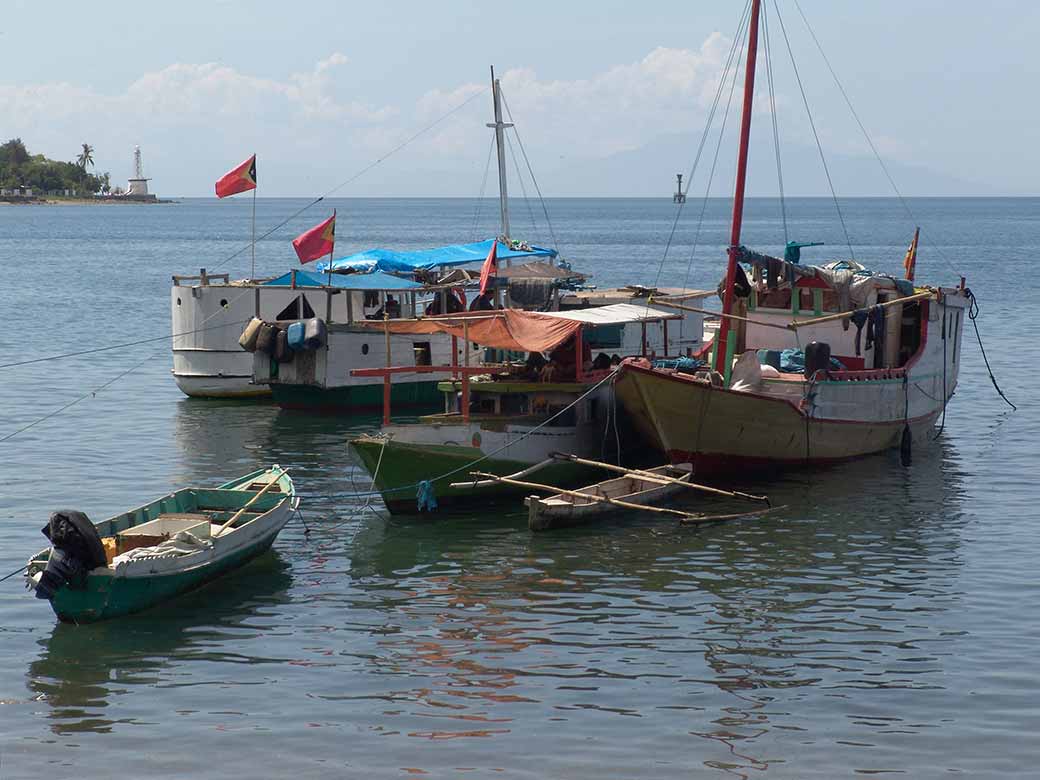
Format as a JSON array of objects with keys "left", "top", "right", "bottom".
[{"left": 125, "top": 146, "right": 153, "bottom": 199}]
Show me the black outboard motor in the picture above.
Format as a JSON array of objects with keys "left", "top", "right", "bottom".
[
  {"left": 35, "top": 510, "right": 107, "bottom": 600},
  {"left": 804, "top": 341, "right": 832, "bottom": 379}
]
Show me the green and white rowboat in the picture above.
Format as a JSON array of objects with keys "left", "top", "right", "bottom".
[{"left": 26, "top": 466, "right": 298, "bottom": 623}]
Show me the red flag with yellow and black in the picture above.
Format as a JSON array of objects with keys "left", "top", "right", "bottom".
[{"left": 215, "top": 154, "right": 257, "bottom": 198}]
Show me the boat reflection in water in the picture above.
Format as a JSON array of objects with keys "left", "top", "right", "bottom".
[
  {"left": 26, "top": 554, "right": 293, "bottom": 735},
  {"left": 329, "top": 439, "right": 966, "bottom": 773}
]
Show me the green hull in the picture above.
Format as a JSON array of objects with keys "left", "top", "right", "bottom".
[
  {"left": 270, "top": 380, "right": 443, "bottom": 413},
  {"left": 351, "top": 438, "right": 602, "bottom": 514},
  {"left": 49, "top": 533, "right": 278, "bottom": 623}
]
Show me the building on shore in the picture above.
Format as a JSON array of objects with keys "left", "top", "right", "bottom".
[{"left": 122, "top": 146, "right": 157, "bottom": 201}]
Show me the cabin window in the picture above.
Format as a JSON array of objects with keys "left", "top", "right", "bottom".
[
  {"left": 220, "top": 298, "right": 228, "bottom": 308},
  {"left": 364, "top": 291, "right": 379, "bottom": 308},
  {"left": 414, "top": 341, "right": 432, "bottom": 366},
  {"left": 361, "top": 344, "right": 369, "bottom": 355}
]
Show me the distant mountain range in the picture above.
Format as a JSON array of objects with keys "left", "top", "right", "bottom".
[
  {"left": 537, "top": 132, "right": 993, "bottom": 198},
  {"left": 343, "top": 130, "right": 996, "bottom": 198}
]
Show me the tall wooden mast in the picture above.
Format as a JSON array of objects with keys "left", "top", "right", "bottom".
[
  {"left": 714, "top": 0, "right": 763, "bottom": 379},
  {"left": 487, "top": 66, "right": 514, "bottom": 258}
]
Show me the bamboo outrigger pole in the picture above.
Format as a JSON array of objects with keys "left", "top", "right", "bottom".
[
  {"left": 469, "top": 471, "right": 778, "bottom": 525},
  {"left": 550, "top": 453, "right": 770, "bottom": 505}
]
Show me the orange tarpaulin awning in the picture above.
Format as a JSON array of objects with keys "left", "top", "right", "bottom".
[{"left": 360, "top": 309, "right": 582, "bottom": 353}]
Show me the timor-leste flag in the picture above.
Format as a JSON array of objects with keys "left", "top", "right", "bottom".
[
  {"left": 478, "top": 239, "right": 498, "bottom": 295},
  {"left": 292, "top": 212, "right": 336, "bottom": 264},
  {"left": 215, "top": 154, "right": 257, "bottom": 198},
  {"left": 903, "top": 226, "right": 920, "bottom": 282}
]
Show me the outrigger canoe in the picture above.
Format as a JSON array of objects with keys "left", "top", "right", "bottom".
[
  {"left": 525, "top": 463, "right": 695, "bottom": 531},
  {"left": 25, "top": 466, "right": 297, "bottom": 623}
]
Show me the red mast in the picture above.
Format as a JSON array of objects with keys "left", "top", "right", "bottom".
[{"left": 714, "top": 0, "right": 763, "bottom": 379}]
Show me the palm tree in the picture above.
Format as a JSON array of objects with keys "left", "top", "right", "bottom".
[{"left": 76, "top": 143, "right": 94, "bottom": 169}]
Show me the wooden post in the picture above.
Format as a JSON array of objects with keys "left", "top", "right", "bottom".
[
  {"left": 462, "top": 320, "right": 471, "bottom": 422},
  {"left": 451, "top": 335, "right": 459, "bottom": 380},
  {"left": 641, "top": 322, "right": 647, "bottom": 356},
  {"left": 663, "top": 319, "right": 669, "bottom": 356},
  {"left": 383, "top": 312, "right": 392, "bottom": 424},
  {"left": 575, "top": 327, "right": 584, "bottom": 383}
]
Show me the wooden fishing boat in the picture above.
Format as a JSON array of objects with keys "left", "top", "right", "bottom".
[
  {"left": 349, "top": 304, "right": 687, "bottom": 513},
  {"left": 613, "top": 0, "right": 969, "bottom": 473},
  {"left": 25, "top": 466, "right": 297, "bottom": 623},
  {"left": 526, "top": 463, "right": 694, "bottom": 531}
]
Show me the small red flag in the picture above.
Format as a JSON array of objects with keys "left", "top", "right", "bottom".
[
  {"left": 292, "top": 212, "right": 336, "bottom": 264},
  {"left": 215, "top": 154, "right": 257, "bottom": 198},
  {"left": 903, "top": 226, "right": 920, "bottom": 282},
  {"left": 478, "top": 239, "right": 498, "bottom": 296}
]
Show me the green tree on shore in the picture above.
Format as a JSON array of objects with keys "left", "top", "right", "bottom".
[
  {"left": 0, "top": 138, "right": 104, "bottom": 194},
  {"left": 77, "top": 143, "right": 95, "bottom": 169}
]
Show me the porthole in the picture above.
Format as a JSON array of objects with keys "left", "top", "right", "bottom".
[
  {"left": 176, "top": 297, "right": 181, "bottom": 305},
  {"left": 220, "top": 298, "right": 228, "bottom": 308},
  {"left": 362, "top": 344, "right": 369, "bottom": 355}
]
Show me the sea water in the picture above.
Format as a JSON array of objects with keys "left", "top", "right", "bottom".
[{"left": 0, "top": 197, "right": 1036, "bottom": 778}]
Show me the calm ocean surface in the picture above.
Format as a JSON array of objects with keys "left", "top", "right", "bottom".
[{"left": 0, "top": 197, "right": 1036, "bottom": 778}]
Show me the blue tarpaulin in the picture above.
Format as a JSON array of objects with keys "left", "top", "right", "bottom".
[
  {"left": 262, "top": 269, "right": 424, "bottom": 290},
  {"left": 315, "top": 239, "right": 557, "bottom": 274}
]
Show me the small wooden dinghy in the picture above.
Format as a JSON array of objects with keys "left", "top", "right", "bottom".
[
  {"left": 525, "top": 463, "right": 695, "bottom": 531},
  {"left": 25, "top": 466, "right": 297, "bottom": 623}
]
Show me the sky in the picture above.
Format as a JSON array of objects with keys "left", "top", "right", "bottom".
[{"left": 2, "top": 0, "right": 1036, "bottom": 197}]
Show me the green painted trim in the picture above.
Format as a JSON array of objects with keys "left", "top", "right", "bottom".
[
  {"left": 49, "top": 533, "right": 278, "bottom": 623},
  {"left": 722, "top": 337, "right": 736, "bottom": 387},
  {"left": 747, "top": 289, "right": 757, "bottom": 312},
  {"left": 813, "top": 289, "right": 823, "bottom": 316},
  {"left": 351, "top": 438, "right": 602, "bottom": 513},
  {"left": 271, "top": 379, "right": 442, "bottom": 412}
]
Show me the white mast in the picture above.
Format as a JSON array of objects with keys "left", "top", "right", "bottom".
[{"left": 487, "top": 66, "right": 513, "bottom": 262}]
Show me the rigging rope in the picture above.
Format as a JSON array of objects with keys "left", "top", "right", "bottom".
[
  {"left": 791, "top": 0, "right": 964, "bottom": 280},
  {"left": 471, "top": 133, "right": 497, "bottom": 240},
  {"left": 654, "top": 0, "right": 752, "bottom": 294},
  {"left": 771, "top": 0, "right": 855, "bottom": 260},
  {"left": 966, "top": 289, "right": 1016, "bottom": 410},
  {"left": 505, "top": 131, "right": 541, "bottom": 237},
  {"left": 0, "top": 319, "right": 249, "bottom": 371},
  {"left": 0, "top": 350, "right": 157, "bottom": 444},
  {"left": 761, "top": 1, "right": 789, "bottom": 243},
  {"left": 499, "top": 89, "right": 562, "bottom": 255},
  {"left": 680, "top": 4, "right": 754, "bottom": 294}
]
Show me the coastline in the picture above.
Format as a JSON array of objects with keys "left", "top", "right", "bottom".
[{"left": 0, "top": 197, "right": 175, "bottom": 206}]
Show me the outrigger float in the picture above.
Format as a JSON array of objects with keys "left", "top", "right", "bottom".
[
  {"left": 25, "top": 467, "right": 297, "bottom": 623},
  {"left": 480, "top": 453, "right": 774, "bottom": 531}
]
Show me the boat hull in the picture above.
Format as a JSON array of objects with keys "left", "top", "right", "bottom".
[
  {"left": 351, "top": 436, "right": 601, "bottom": 514},
  {"left": 47, "top": 529, "right": 281, "bottom": 623},
  {"left": 614, "top": 362, "right": 941, "bottom": 473},
  {"left": 32, "top": 468, "right": 297, "bottom": 623},
  {"left": 526, "top": 465, "right": 692, "bottom": 531},
  {"left": 270, "top": 378, "right": 442, "bottom": 413}
]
